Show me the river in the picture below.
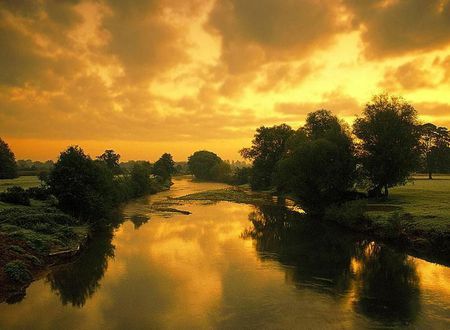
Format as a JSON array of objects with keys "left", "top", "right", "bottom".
[{"left": 0, "top": 177, "right": 449, "bottom": 329}]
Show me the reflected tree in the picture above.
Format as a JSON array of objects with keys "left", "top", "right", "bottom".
[
  {"left": 354, "top": 243, "right": 420, "bottom": 325},
  {"left": 46, "top": 228, "right": 115, "bottom": 307},
  {"left": 244, "top": 205, "right": 357, "bottom": 296}
]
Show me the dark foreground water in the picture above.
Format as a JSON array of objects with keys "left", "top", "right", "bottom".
[{"left": 0, "top": 178, "right": 449, "bottom": 329}]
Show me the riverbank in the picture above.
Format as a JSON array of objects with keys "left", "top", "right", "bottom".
[
  {"left": 174, "top": 177, "right": 450, "bottom": 264},
  {"left": 0, "top": 175, "right": 171, "bottom": 303}
]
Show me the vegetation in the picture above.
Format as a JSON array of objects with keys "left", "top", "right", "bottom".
[
  {"left": 240, "top": 124, "right": 293, "bottom": 190},
  {"left": 0, "top": 138, "right": 18, "bottom": 179},
  {"left": 418, "top": 123, "right": 450, "bottom": 179},
  {"left": 0, "top": 187, "right": 30, "bottom": 206},
  {"left": 97, "top": 149, "right": 122, "bottom": 175},
  {"left": 353, "top": 94, "right": 420, "bottom": 197},
  {"left": 152, "top": 153, "right": 176, "bottom": 183},
  {"left": 188, "top": 150, "right": 231, "bottom": 182}
]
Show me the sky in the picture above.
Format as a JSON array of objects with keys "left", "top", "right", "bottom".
[{"left": 1, "top": 0, "right": 450, "bottom": 161}]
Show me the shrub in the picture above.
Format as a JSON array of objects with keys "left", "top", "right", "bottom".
[
  {"left": 0, "top": 186, "right": 30, "bottom": 206},
  {"left": 3, "top": 260, "right": 32, "bottom": 283},
  {"left": 26, "top": 186, "right": 51, "bottom": 200}
]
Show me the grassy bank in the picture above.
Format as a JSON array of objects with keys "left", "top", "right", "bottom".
[{"left": 0, "top": 176, "right": 40, "bottom": 192}]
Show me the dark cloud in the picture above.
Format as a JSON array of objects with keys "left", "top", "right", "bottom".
[
  {"left": 206, "top": 0, "right": 345, "bottom": 74},
  {"left": 344, "top": 0, "right": 450, "bottom": 58},
  {"left": 380, "top": 60, "right": 437, "bottom": 91}
]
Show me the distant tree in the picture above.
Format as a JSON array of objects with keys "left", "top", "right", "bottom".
[
  {"left": 97, "top": 149, "right": 122, "bottom": 175},
  {"left": 209, "top": 161, "right": 232, "bottom": 182},
  {"left": 0, "top": 138, "right": 18, "bottom": 179},
  {"left": 130, "top": 162, "right": 154, "bottom": 197},
  {"left": 240, "top": 124, "right": 293, "bottom": 190},
  {"left": 152, "top": 153, "right": 175, "bottom": 182},
  {"left": 48, "top": 146, "right": 116, "bottom": 223},
  {"left": 353, "top": 94, "right": 420, "bottom": 197},
  {"left": 419, "top": 123, "right": 450, "bottom": 179},
  {"left": 274, "top": 110, "right": 356, "bottom": 214},
  {"left": 188, "top": 150, "right": 228, "bottom": 181}
]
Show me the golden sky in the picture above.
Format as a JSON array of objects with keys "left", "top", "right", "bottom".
[{"left": 1, "top": 0, "right": 450, "bottom": 161}]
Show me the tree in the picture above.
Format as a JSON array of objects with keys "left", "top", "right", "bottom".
[
  {"left": 48, "top": 146, "right": 116, "bottom": 223},
  {"left": 152, "top": 153, "right": 175, "bottom": 182},
  {"left": 130, "top": 161, "right": 154, "bottom": 197},
  {"left": 419, "top": 123, "right": 450, "bottom": 179},
  {"left": 240, "top": 124, "right": 293, "bottom": 190},
  {"left": 188, "top": 150, "right": 229, "bottom": 181},
  {"left": 97, "top": 150, "right": 122, "bottom": 175},
  {"left": 353, "top": 94, "right": 420, "bottom": 197},
  {"left": 0, "top": 138, "right": 18, "bottom": 179},
  {"left": 274, "top": 110, "right": 356, "bottom": 214}
]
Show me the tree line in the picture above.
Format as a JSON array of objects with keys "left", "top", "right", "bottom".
[{"left": 240, "top": 94, "right": 450, "bottom": 214}]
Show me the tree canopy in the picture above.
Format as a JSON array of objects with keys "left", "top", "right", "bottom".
[
  {"left": 353, "top": 94, "right": 420, "bottom": 196},
  {"left": 0, "top": 138, "right": 18, "bottom": 179},
  {"left": 97, "top": 150, "right": 122, "bottom": 175},
  {"left": 152, "top": 153, "right": 176, "bottom": 182},
  {"left": 188, "top": 150, "right": 231, "bottom": 182},
  {"left": 240, "top": 124, "right": 293, "bottom": 190}
]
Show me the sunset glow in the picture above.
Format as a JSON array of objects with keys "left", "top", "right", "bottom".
[{"left": 1, "top": 0, "right": 450, "bottom": 160}]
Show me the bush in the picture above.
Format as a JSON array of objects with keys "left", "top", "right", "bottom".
[
  {"left": 0, "top": 186, "right": 30, "bottom": 206},
  {"left": 3, "top": 260, "right": 32, "bottom": 283},
  {"left": 26, "top": 186, "right": 51, "bottom": 200}
]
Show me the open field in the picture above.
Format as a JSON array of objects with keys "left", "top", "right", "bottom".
[
  {"left": 0, "top": 176, "right": 41, "bottom": 192},
  {"left": 367, "top": 175, "right": 450, "bottom": 233}
]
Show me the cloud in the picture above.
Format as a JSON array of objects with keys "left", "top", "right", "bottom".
[
  {"left": 380, "top": 60, "right": 437, "bottom": 91},
  {"left": 206, "top": 0, "right": 346, "bottom": 74},
  {"left": 343, "top": 0, "right": 450, "bottom": 58},
  {"left": 275, "top": 91, "right": 361, "bottom": 118}
]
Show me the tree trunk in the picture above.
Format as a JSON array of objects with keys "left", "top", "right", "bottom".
[
  {"left": 428, "top": 170, "right": 433, "bottom": 180},
  {"left": 384, "top": 185, "right": 389, "bottom": 198}
]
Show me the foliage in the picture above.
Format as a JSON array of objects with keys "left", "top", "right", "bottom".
[
  {"left": 232, "top": 166, "right": 252, "bottom": 185},
  {"left": 129, "top": 161, "right": 155, "bottom": 197},
  {"left": 97, "top": 149, "right": 122, "bottom": 175},
  {"left": 0, "top": 138, "right": 18, "bottom": 179},
  {"left": 188, "top": 150, "right": 230, "bottom": 182},
  {"left": 152, "top": 153, "right": 175, "bottom": 182},
  {"left": 0, "top": 186, "right": 30, "bottom": 206},
  {"left": 274, "top": 110, "right": 357, "bottom": 214},
  {"left": 48, "top": 146, "right": 116, "bottom": 223},
  {"left": 3, "top": 260, "right": 32, "bottom": 283},
  {"left": 353, "top": 94, "right": 420, "bottom": 197},
  {"left": 418, "top": 123, "right": 450, "bottom": 178},
  {"left": 240, "top": 124, "right": 293, "bottom": 190},
  {"left": 26, "top": 186, "right": 52, "bottom": 201}
]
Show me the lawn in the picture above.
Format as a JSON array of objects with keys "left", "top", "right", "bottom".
[
  {"left": 367, "top": 175, "right": 450, "bottom": 233},
  {"left": 0, "top": 176, "right": 41, "bottom": 192}
]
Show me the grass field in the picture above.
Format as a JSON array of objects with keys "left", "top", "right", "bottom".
[
  {"left": 367, "top": 175, "right": 450, "bottom": 233},
  {"left": 0, "top": 176, "right": 41, "bottom": 192}
]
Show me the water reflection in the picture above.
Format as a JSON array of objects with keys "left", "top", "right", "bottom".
[
  {"left": 244, "top": 204, "right": 421, "bottom": 325},
  {"left": 46, "top": 228, "right": 115, "bottom": 307},
  {"left": 0, "top": 178, "right": 448, "bottom": 329}
]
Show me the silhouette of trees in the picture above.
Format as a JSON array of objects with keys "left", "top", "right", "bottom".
[
  {"left": 97, "top": 149, "right": 122, "bottom": 175},
  {"left": 274, "top": 110, "right": 356, "bottom": 214},
  {"left": 0, "top": 138, "right": 18, "bottom": 179},
  {"left": 48, "top": 146, "right": 116, "bottom": 223},
  {"left": 152, "top": 153, "right": 175, "bottom": 183},
  {"left": 240, "top": 124, "right": 293, "bottom": 190},
  {"left": 419, "top": 123, "right": 450, "bottom": 178},
  {"left": 353, "top": 94, "right": 420, "bottom": 197},
  {"left": 188, "top": 150, "right": 231, "bottom": 182}
]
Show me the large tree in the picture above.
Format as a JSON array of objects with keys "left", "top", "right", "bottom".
[
  {"left": 353, "top": 94, "right": 420, "bottom": 197},
  {"left": 0, "top": 138, "right": 18, "bottom": 179},
  {"left": 49, "top": 146, "right": 116, "bottom": 222},
  {"left": 188, "top": 150, "right": 230, "bottom": 181},
  {"left": 97, "top": 149, "right": 122, "bottom": 175},
  {"left": 274, "top": 110, "right": 356, "bottom": 214},
  {"left": 152, "top": 153, "right": 176, "bottom": 182},
  {"left": 240, "top": 124, "right": 293, "bottom": 190}
]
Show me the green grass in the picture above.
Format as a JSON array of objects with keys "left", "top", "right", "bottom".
[
  {"left": 174, "top": 186, "right": 270, "bottom": 204},
  {"left": 367, "top": 175, "right": 450, "bottom": 234},
  {"left": 0, "top": 176, "right": 41, "bottom": 192}
]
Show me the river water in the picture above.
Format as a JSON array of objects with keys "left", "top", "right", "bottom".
[{"left": 0, "top": 177, "right": 449, "bottom": 329}]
